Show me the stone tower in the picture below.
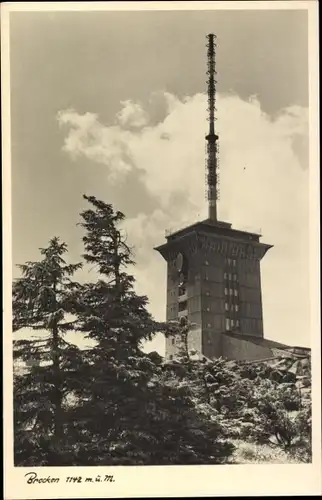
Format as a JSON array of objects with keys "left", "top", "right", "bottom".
[
  {"left": 155, "top": 34, "right": 274, "bottom": 362},
  {"left": 155, "top": 220, "right": 272, "bottom": 360}
]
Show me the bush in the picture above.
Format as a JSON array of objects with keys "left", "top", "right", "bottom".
[{"left": 230, "top": 440, "right": 304, "bottom": 464}]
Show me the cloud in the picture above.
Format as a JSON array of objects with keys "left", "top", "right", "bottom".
[
  {"left": 57, "top": 108, "right": 134, "bottom": 182},
  {"left": 116, "top": 100, "right": 149, "bottom": 129},
  {"left": 57, "top": 93, "right": 310, "bottom": 352}
]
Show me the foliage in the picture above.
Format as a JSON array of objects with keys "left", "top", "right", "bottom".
[
  {"left": 166, "top": 321, "right": 312, "bottom": 462},
  {"left": 63, "top": 195, "right": 234, "bottom": 465},
  {"left": 13, "top": 237, "right": 83, "bottom": 465},
  {"left": 13, "top": 196, "right": 311, "bottom": 466},
  {"left": 230, "top": 440, "right": 304, "bottom": 464}
]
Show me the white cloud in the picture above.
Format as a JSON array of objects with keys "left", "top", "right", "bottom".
[
  {"left": 58, "top": 93, "right": 310, "bottom": 353},
  {"left": 57, "top": 108, "right": 133, "bottom": 182},
  {"left": 116, "top": 100, "right": 149, "bottom": 129}
]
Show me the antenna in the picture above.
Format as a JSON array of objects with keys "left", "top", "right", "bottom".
[{"left": 205, "top": 33, "right": 219, "bottom": 221}]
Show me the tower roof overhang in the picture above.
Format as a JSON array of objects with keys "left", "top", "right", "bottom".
[{"left": 154, "top": 218, "right": 273, "bottom": 262}]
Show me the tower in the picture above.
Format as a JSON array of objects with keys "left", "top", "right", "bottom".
[
  {"left": 206, "top": 33, "right": 219, "bottom": 222},
  {"left": 155, "top": 34, "right": 274, "bottom": 362}
]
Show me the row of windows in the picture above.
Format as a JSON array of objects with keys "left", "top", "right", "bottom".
[
  {"left": 170, "top": 291, "right": 239, "bottom": 309},
  {"left": 226, "top": 318, "right": 240, "bottom": 330},
  {"left": 225, "top": 303, "right": 239, "bottom": 312},
  {"left": 171, "top": 302, "right": 239, "bottom": 313},
  {"left": 226, "top": 258, "right": 237, "bottom": 267},
  {"left": 224, "top": 272, "right": 237, "bottom": 281},
  {"left": 242, "top": 318, "right": 262, "bottom": 333},
  {"left": 224, "top": 288, "right": 239, "bottom": 297}
]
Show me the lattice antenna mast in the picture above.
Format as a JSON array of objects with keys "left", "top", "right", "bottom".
[{"left": 205, "top": 33, "right": 219, "bottom": 221}]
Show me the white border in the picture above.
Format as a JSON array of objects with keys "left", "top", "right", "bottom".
[{"left": 2, "top": 2, "right": 321, "bottom": 498}]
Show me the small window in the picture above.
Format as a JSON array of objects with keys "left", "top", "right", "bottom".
[
  {"left": 171, "top": 338, "right": 175, "bottom": 345},
  {"left": 233, "top": 259, "right": 237, "bottom": 266},
  {"left": 207, "top": 323, "right": 212, "bottom": 328},
  {"left": 233, "top": 274, "right": 237, "bottom": 281},
  {"left": 228, "top": 258, "right": 231, "bottom": 265},
  {"left": 205, "top": 260, "right": 209, "bottom": 266},
  {"left": 224, "top": 287, "right": 228, "bottom": 295},
  {"left": 169, "top": 354, "right": 173, "bottom": 360},
  {"left": 225, "top": 302, "right": 229, "bottom": 311},
  {"left": 225, "top": 318, "right": 230, "bottom": 330},
  {"left": 229, "top": 288, "right": 233, "bottom": 295},
  {"left": 235, "top": 304, "right": 239, "bottom": 312},
  {"left": 224, "top": 272, "right": 228, "bottom": 279},
  {"left": 234, "top": 289, "right": 238, "bottom": 297},
  {"left": 179, "top": 301, "right": 187, "bottom": 312},
  {"left": 231, "top": 304, "right": 234, "bottom": 311},
  {"left": 205, "top": 275, "right": 209, "bottom": 281},
  {"left": 231, "top": 319, "right": 235, "bottom": 327},
  {"left": 236, "top": 320, "right": 240, "bottom": 328},
  {"left": 206, "top": 291, "right": 210, "bottom": 296},
  {"left": 206, "top": 307, "right": 210, "bottom": 312},
  {"left": 229, "top": 273, "right": 232, "bottom": 280}
]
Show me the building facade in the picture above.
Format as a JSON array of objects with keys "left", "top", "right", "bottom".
[{"left": 155, "top": 218, "right": 275, "bottom": 361}]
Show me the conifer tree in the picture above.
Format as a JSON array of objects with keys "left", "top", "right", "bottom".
[
  {"left": 13, "top": 237, "right": 83, "bottom": 465},
  {"left": 70, "top": 195, "right": 234, "bottom": 465}
]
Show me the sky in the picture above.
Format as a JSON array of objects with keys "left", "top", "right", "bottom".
[{"left": 10, "top": 7, "right": 311, "bottom": 354}]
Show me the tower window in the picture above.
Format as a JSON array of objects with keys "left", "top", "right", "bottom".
[
  {"left": 233, "top": 259, "right": 237, "bottom": 266},
  {"left": 231, "top": 319, "right": 235, "bottom": 327},
  {"left": 235, "top": 304, "right": 239, "bottom": 312},
  {"left": 229, "top": 288, "right": 233, "bottom": 295},
  {"left": 225, "top": 302, "right": 229, "bottom": 311},
  {"left": 179, "top": 300, "right": 187, "bottom": 312},
  {"left": 224, "top": 272, "right": 228, "bottom": 279},
  {"left": 234, "top": 289, "right": 238, "bottom": 297},
  {"left": 229, "top": 273, "right": 232, "bottom": 280},
  {"left": 224, "top": 287, "right": 228, "bottom": 295},
  {"left": 236, "top": 320, "right": 240, "bottom": 328},
  {"left": 225, "top": 318, "right": 230, "bottom": 330}
]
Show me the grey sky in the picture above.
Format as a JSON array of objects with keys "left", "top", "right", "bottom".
[{"left": 10, "top": 8, "right": 310, "bottom": 351}]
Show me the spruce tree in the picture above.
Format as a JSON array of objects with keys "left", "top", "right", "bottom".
[
  {"left": 70, "top": 195, "right": 234, "bottom": 465},
  {"left": 13, "top": 237, "right": 83, "bottom": 465}
]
